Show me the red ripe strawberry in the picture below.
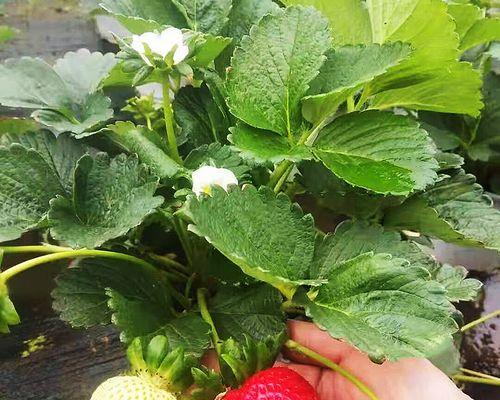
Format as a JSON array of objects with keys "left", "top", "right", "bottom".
[{"left": 223, "top": 367, "right": 319, "bottom": 400}]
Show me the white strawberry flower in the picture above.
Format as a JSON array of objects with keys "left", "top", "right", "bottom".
[
  {"left": 192, "top": 166, "right": 238, "bottom": 196},
  {"left": 130, "top": 27, "right": 189, "bottom": 66}
]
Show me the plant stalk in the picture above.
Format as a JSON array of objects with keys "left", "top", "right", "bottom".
[
  {"left": 148, "top": 253, "right": 189, "bottom": 275},
  {"left": 269, "top": 160, "right": 293, "bottom": 191},
  {"left": 284, "top": 340, "right": 379, "bottom": 400},
  {"left": 1, "top": 249, "right": 158, "bottom": 281},
  {"left": 162, "top": 79, "right": 182, "bottom": 164},
  {"left": 453, "top": 375, "right": 500, "bottom": 386},
  {"left": 172, "top": 216, "right": 194, "bottom": 268},
  {"left": 347, "top": 96, "right": 355, "bottom": 113},
  {"left": 281, "top": 300, "right": 305, "bottom": 315},
  {"left": 460, "top": 368, "right": 500, "bottom": 382},
  {"left": 197, "top": 288, "right": 221, "bottom": 354},
  {"left": 273, "top": 163, "right": 294, "bottom": 193},
  {"left": 461, "top": 310, "right": 500, "bottom": 332},
  {"left": 0, "top": 244, "right": 73, "bottom": 254}
]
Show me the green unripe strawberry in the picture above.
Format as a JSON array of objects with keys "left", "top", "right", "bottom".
[{"left": 91, "top": 375, "right": 176, "bottom": 400}]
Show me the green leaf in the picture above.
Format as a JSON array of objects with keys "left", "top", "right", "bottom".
[
  {"left": 303, "top": 43, "right": 412, "bottom": 123},
  {"left": 53, "top": 257, "right": 211, "bottom": 354},
  {"left": 106, "top": 121, "right": 182, "bottom": 179},
  {"left": 107, "top": 288, "right": 173, "bottom": 343},
  {"left": 100, "top": 0, "right": 187, "bottom": 33},
  {"left": 468, "top": 72, "right": 500, "bottom": 162},
  {"left": 52, "top": 258, "right": 173, "bottom": 329},
  {"left": 447, "top": 3, "right": 483, "bottom": 40},
  {"left": 0, "top": 130, "right": 86, "bottom": 194},
  {"left": 313, "top": 111, "right": 439, "bottom": 195},
  {"left": 171, "top": 0, "right": 232, "bottom": 34},
  {"left": 0, "top": 142, "right": 67, "bottom": 242},
  {"left": 364, "top": 0, "right": 482, "bottom": 116},
  {"left": 189, "top": 34, "right": 232, "bottom": 67},
  {"left": 48, "top": 153, "right": 163, "bottom": 249},
  {"left": 109, "top": 291, "right": 210, "bottom": 353},
  {"left": 33, "top": 94, "right": 114, "bottom": 136},
  {"left": 184, "top": 142, "right": 251, "bottom": 181},
  {"left": 419, "top": 123, "right": 462, "bottom": 152},
  {"left": 299, "top": 161, "right": 403, "bottom": 220},
  {"left": 174, "top": 85, "right": 230, "bottom": 151},
  {"left": 282, "top": 0, "right": 371, "bottom": 46},
  {"left": 311, "top": 220, "right": 436, "bottom": 279},
  {"left": 0, "top": 57, "right": 69, "bottom": 109},
  {"left": 384, "top": 170, "right": 500, "bottom": 250},
  {"left": 297, "top": 253, "right": 458, "bottom": 362},
  {"left": 311, "top": 220, "right": 479, "bottom": 303},
  {"left": 292, "top": 0, "right": 483, "bottom": 116},
  {"left": 449, "top": 4, "right": 500, "bottom": 52},
  {"left": 435, "top": 152, "right": 464, "bottom": 171},
  {"left": 431, "top": 264, "right": 482, "bottom": 303},
  {"left": 223, "top": 0, "right": 280, "bottom": 44},
  {"left": 226, "top": 6, "right": 331, "bottom": 137},
  {"left": 216, "top": 0, "right": 280, "bottom": 68},
  {"left": 0, "top": 277, "right": 20, "bottom": 333},
  {"left": 229, "top": 123, "right": 312, "bottom": 164},
  {"left": 209, "top": 284, "right": 286, "bottom": 341},
  {"left": 53, "top": 50, "right": 117, "bottom": 102},
  {"left": 460, "top": 19, "right": 500, "bottom": 52},
  {"left": 153, "top": 314, "right": 211, "bottom": 357},
  {"left": 0, "top": 118, "right": 39, "bottom": 135},
  {"left": 0, "top": 50, "right": 117, "bottom": 134},
  {"left": 183, "top": 186, "right": 317, "bottom": 298},
  {"left": 367, "top": 61, "right": 483, "bottom": 116}
]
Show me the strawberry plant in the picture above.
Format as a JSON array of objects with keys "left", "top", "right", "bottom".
[{"left": 0, "top": 0, "right": 499, "bottom": 398}]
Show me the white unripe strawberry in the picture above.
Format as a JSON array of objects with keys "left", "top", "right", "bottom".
[
  {"left": 91, "top": 335, "right": 195, "bottom": 400},
  {"left": 91, "top": 375, "right": 176, "bottom": 400}
]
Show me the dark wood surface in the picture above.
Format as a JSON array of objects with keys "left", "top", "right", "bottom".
[{"left": 0, "top": 314, "right": 127, "bottom": 400}]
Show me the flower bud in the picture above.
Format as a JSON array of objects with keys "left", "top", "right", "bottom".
[{"left": 192, "top": 166, "right": 238, "bottom": 196}]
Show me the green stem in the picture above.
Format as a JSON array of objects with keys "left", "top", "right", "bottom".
[
  {"left": 284, "top": 340, "right": 379, "bottom": 400},
  {"left": 197, "top": 288, "right": 221, "bottom": 354},
  {"left": 162, "top": 79, "right": 182, "bottom": 164},
  {"left": 172, "top": 216, "right": 194, "bottom": 268},
  {"left": 354, "top": 87, "right": 369, "bottom": 111},
  {"left": 269, "top": 160, "right": 293, "bottom": 191},
  {"left": 453, "top": 375, "right": 500, "bottom": 386},
  {"left": 1, "top": 249, "right": 158, "bottom": 282},
  {"left": 145, "top": 115, "right": 153, "bottom": 131},
  {"left": 184, "top": 273, "right": 197, "bottom": 301},
  {"left": 347, "top": 96, "right": 355, "bottom": 113},
  {"left": 148, "top": 253, "right": 189, "bottom": 275},
  {"left": 303, "top": 119, "right": 329, "bottom": 146},
  {"left": 273, "top": 163, "right": 294, "bottom": 193},
  {"left": 461, "top": 310, "right": 500, "bottom": 332},
  {"left": 0, "top": 244, "right": 73, "bottom": 254},
  {"left": 281, "top": 300, "right": 305, "bottom": 315},
  {"left": 460, "top": 368, "right": 500, "bottom": 382}
]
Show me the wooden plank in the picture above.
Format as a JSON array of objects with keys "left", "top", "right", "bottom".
[{"left": 0, "top": 313, "right": 127, "bottom": 400}]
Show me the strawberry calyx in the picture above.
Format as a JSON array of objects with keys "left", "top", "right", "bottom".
[{"left": 126, "top": 335, "right": 196, "bottom": 393}]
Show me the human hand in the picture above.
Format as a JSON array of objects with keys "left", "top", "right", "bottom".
[{"left": 279, "top": 320, "right": 472, "bottom": 400}]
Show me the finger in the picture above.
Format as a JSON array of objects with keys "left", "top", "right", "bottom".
[
  {"left": 274, "top": 362, "right": 322, "bottom": 389},
  {"left": 286, "top": 320, "right": 358, "bottom": 365}
]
